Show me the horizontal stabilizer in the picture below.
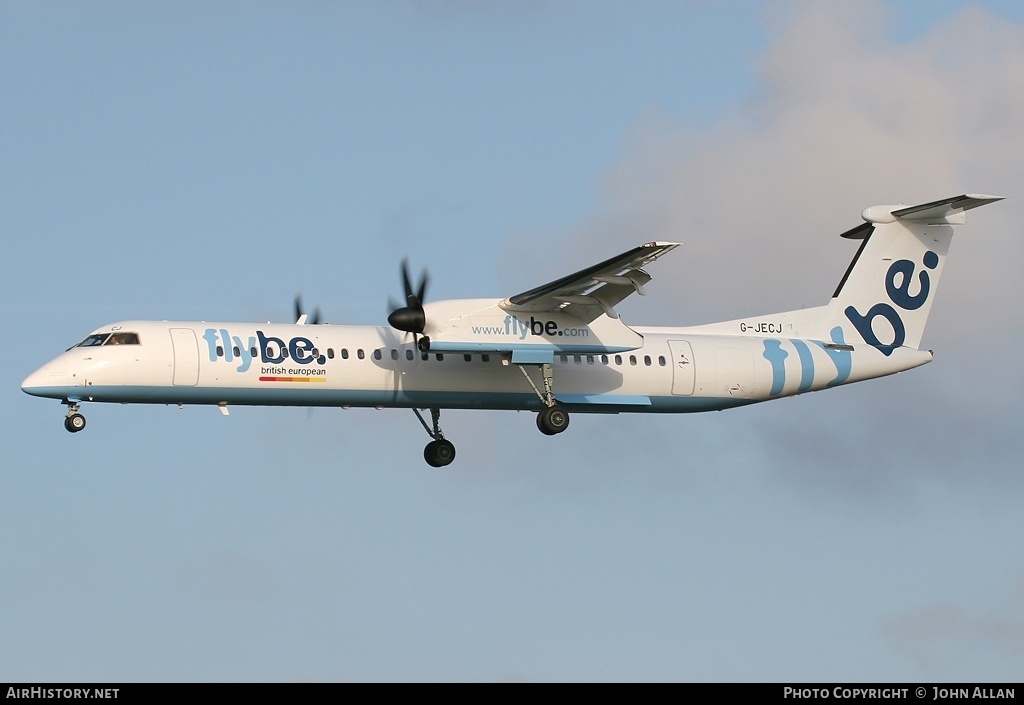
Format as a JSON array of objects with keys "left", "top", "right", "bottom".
[
  {"left": 858, "top": 193, "right": 1003, "bottom": 227},
  {"left": 891, "top": 194, "right": 1004, "bottom": 221},
  {"left": 841, "top": 194, "right": 1002, "bottom": 239}
]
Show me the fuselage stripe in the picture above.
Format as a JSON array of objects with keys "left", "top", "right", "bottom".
[{"left": 258, "top": 376, "right": 327, "bottom": 383}]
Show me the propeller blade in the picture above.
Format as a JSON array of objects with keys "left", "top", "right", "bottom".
[
  {"left": 416, "top": 270, "right": 429, "bottom": 307},
  {"left": 294, "top": 294, "right": 324, "bottom": 325},
  {"left": 388, "top": 258, "right": 430, "bottom": 334},
  {"left": 401, "top": 258, "right": 415, "bottom": 303}
]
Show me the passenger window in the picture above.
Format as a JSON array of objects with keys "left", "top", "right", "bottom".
[
  {"left": 358, "top": 349, "right": 365, "bottom": 360},
  {"left": 373, "top": 349, "right": 382, "bottom": 361},
  {"left": 435, "top": 354, "right": 444, "bottom": 361},
  {"left": 644, "top": 355, "right": 651, "bottom": 366},
  {"left": 600, "top": 355, "right": 609, "bottom": 365},
  {"left": 250, "top": 346, "right": 258, "bottom": 357},
  {"left": 586, "top": 355, "right": 594, "bottom": 364},
  {"left": 629, "top": 355, "right": 637, "bottom": 366},
  {"left": 464, "top": 354, "right": 471, "bottom": 362},
  {"left": 559, "top": 354, "right": 568, "bottom": 363},
  {"left": 341, "top": 349, "right": 349, "bottom": 360},
  {"left": 421, "top": 351, "right": 429, "bottom": 361},
  {"left": 233, "top": 346, "right": 240, "bottom": 357},
  {"left": 406, "top": 349, "right": 414, "bottom": 361},
  {"left": 659, "top": 356, "right": 666, "bottom": 366},
  {"left": 481, "top": 354, "right": 490, "bottom": 362},
  {"left": 216, "top": 345, "right": 224, "bottom": 357},
  {"left": 391, "top": 349, "right": 398, "bottom": 361},
  {"left": 574, "top": 355, "right": 582, "bottom": 364},
  {"left": 328, "top": 349, "right": 335, "bottom": 360},
  {"left": 615, "top": 355, "right": 622, "bottom": 365}
]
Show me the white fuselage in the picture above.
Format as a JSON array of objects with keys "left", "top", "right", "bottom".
[{"left": 21, "top": 317, "right": 933, "bottom": 414}]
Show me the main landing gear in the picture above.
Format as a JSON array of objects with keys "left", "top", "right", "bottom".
[
  {"left": 413, "top": 407, "right": 456, "bottom": 468},
  {"left": 410, "top": 361, "right": 570, "bottom": 467},
  {"left": 63, "top": 402, "right": 86, "bottom": 433},
  {"left": 518, "top": 362, "right": 570, "bottom": 437},
  {"left": 536, "top": 405, "right": 569, "bottom": 435}
]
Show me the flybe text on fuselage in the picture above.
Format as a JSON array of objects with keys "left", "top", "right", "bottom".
[{"left": 201, "top": 328, "right": 326, "bottom": 373}]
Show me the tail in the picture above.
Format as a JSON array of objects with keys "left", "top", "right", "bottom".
[{"left": 822, "top": 194, "right": 1002, "bottom": 354}]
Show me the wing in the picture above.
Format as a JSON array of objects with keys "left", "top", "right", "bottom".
[{"left": 501, "top": 241, "right": 680, "bottom": 323}]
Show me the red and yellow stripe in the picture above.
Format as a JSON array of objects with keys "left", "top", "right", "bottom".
[{"left": 258, "top": 376, "right": 327, "bottom": 383}]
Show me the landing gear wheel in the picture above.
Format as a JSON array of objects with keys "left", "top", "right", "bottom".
[
  {"left": 537, "top": 406, "right": 569, "bottom": 436},
  {"left": 64, "top": 413, "right": 86, "bottom": 433},
  {"left": 424, "top": 439, "right": 456, "bottom": 467}
]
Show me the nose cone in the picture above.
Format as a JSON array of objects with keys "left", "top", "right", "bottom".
[{"left": 21, "top": 357, "right": 69, "bottom": 398}]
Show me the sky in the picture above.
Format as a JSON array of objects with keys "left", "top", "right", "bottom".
[{"left": 1, "top": 0, "right": 1023, "bottom": 682}]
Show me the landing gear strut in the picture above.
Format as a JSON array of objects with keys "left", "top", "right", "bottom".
[
  {"left": 413, "top": 407, "right": 456, "bottom": 468},
  {"left": 517, "top": 362, "right": 570, "bottom": 436},
  {"left": 63, "top": 402, "right": 86, "bottom": 433}
]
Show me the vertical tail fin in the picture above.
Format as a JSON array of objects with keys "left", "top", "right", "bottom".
[{"left": 823, "top": 194, "right": 1002, "bottom": 353}]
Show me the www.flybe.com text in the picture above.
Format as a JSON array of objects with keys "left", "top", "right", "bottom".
[{"left": 471, "top": 316, "right": 590, "bottom": 339}]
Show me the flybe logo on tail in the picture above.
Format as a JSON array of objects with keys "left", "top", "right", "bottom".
[
  {"left": 202, "top": 329, "right": 326, "bottom": 373},
  {"left": 845, "top": 251, "right": 938, "bottom": 356}
]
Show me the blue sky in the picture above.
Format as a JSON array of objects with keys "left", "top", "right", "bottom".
[{"left": 3, "top": 1, "right": 1023, "bottom": 681}]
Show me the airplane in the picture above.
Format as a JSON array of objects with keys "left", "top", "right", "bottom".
[{"left": 21, "top": 194, "right": 1001, "bottom": 467}]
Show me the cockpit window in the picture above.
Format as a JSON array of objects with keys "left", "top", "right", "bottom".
[
  {"left": 107, "top": 332, "right": 140, "bottom": 345},
  {"left": 73, "top": 332, "right": 140, "bottom": 348},
  {"left": 75, "top": 333, "right": 111, "bottom": 347}
]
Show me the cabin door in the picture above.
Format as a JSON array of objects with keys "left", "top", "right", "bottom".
[
  {"left": 668, "top": 340, "right": 695, "bottom": 395},
  {"left": 170, "top": 328, "right": 200, "bottom": 386}
]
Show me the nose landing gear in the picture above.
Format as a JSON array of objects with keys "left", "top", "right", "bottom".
[
  {"left": 63, "top": 403, "right": 86, "bottom": 433},
  {"left": 414, "top": 407, "right": 456, "bottom": 468}
]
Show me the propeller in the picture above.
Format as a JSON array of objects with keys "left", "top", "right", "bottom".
[
  {"left": 294, "top": 294, "right": 322, "bottom": 325},
  {"left": 387, "top": 258, "right": 430, "bottom": 348}
]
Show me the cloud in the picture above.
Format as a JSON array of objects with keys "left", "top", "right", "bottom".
[
  {"left": 547, "top": 1, "right": 1024, "bottom": 491},
  {"left": 591, "top": 2, "right": 1022, "bottom": 320},
  {"left": 884, "top": 583, "right": 1024, "bottom": 675}
]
